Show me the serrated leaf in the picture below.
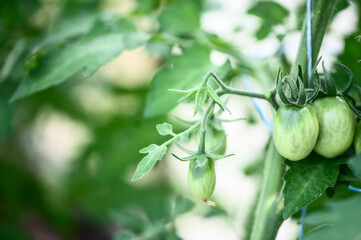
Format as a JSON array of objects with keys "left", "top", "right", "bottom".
[
  {"left": 11, "top": 22, "right": 149, "bottom": 102},
  {"left": 304, "top": 195, "right": 361, "bottom": 240},
  {"left": 132, "top": 144, "right": 167, "bottom": 181},
  {"left": 156, "top": 122, "right": 174, "bottom": 136},
  {"left": 283, "top": 154, "right": 341, "bottom": 219},
  {"left": 144, "top": 45, "right": 231, "bottom": 117}
]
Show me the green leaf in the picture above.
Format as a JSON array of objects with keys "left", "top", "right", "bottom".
[
  {"left": 348, "top": 153, "right": 361, "bottom": 179},
  {"left": 283, "top": 154, "right": 342, "bottom": 219},
  {"left": 132, "top": 144, "right": 167, "bottom": 181},
  {"left": 158, "top": 0, "right": 201, "bottom": 33},
  {"left": 39, "top": 13, "right": 99, "bottom": 47},
  {"left": 156, "top": 122, "right": 174, "bottom": 136},
  {"left": 247, "top": 1, "right": 289, "bottom": 40},
  {"left": 144, "top": 45, "right": 231, "bottom": 117},
  {"left": 304, "top": 195, "right": 361, "bottom": 240},
  {"left": 10, "top": 22, "right": 149, "bottom": 102}
]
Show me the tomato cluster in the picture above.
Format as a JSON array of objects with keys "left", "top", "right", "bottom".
[{"left": 273, "top": 96, "right": 356, "bottom": 161}]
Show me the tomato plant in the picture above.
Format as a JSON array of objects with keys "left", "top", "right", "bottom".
[{"left": 1, "top": 0, "right": 361, "bottom": 240}]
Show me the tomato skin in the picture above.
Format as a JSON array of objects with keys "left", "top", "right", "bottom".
[
  {"left": 188, "top": 156, "right": 216, "bottom": 200},
  {"left": 354, "top": 121, "right": 361, "bottom": 154},
  {"left": 273, "top": 105, "right": 319, "bottom": 161},
  {"left": 312, "top": 96, "right": 355, "bottom": 158}
]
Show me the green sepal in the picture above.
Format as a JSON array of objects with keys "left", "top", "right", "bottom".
[
  {"left": 336, "top": 63, "right": 354, "bottom": 95},
  {"left": 322, "top": 61, "right": 337, "bottom": 96},
  {"left": 196, "top": 154, "right": 209, "bottom": 168},
  {"left": 206, "top": 152, "right": 235, "bottom": 161},
  {"left": 276, "top": 68, "right": 290, "bottom": 105},
  {"left": 168, "top": 88, "right": 197, "bottom": 103},
  {"left": 172, "top": 153, "right": 198, "bottom": 162},
  {"left": 207, "top": 136, "right": 227, "bottom": 154},
  {"left": 283, "top": 76, "right": 298, "bottom": 101},
  {"left": 175, "top": 142, "right": 197, "bottom": 155},
  {"left": 296, "top": 76, "right": 307, "bottom": 106},
  {"left": 343, "top": 96, "right": 361, "bottom": 119},
  {"left": 206, "top": 86, "right": 231, "bottom": 114},
  {"left": 194, "top": 86, "right": 208, "bottom": 116},
  {"left": 305, "top": 71, "right": 320, "bottom": 102}
]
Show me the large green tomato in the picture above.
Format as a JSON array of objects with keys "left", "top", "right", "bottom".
[
  {"left": 273, "top": 105, "right": 319, "bottom": 161},
  {"left": 188, "top": 155, "right": 216, "bottom": 200},
  {"left": 354, "top": 121, "right": 361, "bottom": 154},
  {"left": 312, "top": 96, "right": 355, "bottom": 158}
]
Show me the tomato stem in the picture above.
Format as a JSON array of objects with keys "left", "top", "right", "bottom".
[
  {"left": 250, "top": 140, "right": 284, "bottom": 240},
  {"left": 163, "top": 121, "right": 201, "bottom": 147},
  {"left": 204, "top": 71, "right": 268, "bottom": 100},
  {"left": 198, "top": 102, "right": 216, "bottom": 153}
]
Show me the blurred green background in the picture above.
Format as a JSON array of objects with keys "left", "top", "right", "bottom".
[{"left": 1, "top": 0, "right": 361, "bottom": 239}]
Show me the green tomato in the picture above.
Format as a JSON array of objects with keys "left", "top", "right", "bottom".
[
  {"left": 195, "top": 128, "right": 226, "bottom": 155},
  {"left": 188, "top": 155, "right": 216, "bottom": 200},
  {"left": 273, "top": 105, "right": 319, "bottom": 161},
  {"left": 354, "top": 121, "right": 361, "bottom": 154},
  {"left": 312, "top": 96, "right": 355, "bottom": 158}
]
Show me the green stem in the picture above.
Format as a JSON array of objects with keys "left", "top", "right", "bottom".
[
  {"left": 290, "top": 0, "right": 339, "bottom": 85},
  {"left": 163, "top": 122, "right": 201, "bottom": 146},
  {"left": 206, "top": 72, "right": 267, "bottom": 100},
  {"left": 250, "top": 140, "right": 284, "bottom": 240},
  {"left": 223, "top": 87, "right": 266, "bottom": 100},
  {"left": 198, "top": 102, "right": 215, "bottom": 153}
]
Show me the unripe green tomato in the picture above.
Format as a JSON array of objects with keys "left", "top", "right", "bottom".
[
  {"left": 188, "top": 156, "right": 216, "bottom": 200},
  {"left": 354, "top": 121, "right": 361, "bottom": 154},
  {"left": 312, "top": 96, "right": 355, "bottom": 158},
  {"left": 273, "top": 105, "right": 319, "bottom": 161},
  {"left": 195, "top": 129, "right": 226, "bottom": 155}
]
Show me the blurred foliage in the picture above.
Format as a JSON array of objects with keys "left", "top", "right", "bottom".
[
  {"left": 247, "top": 1, "right": 289, "bottom": 40},
  {"left": 1, "top": 0, "right": 361, "bottom": 239}
]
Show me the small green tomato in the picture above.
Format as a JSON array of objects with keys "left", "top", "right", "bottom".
[
  {"left": 188, "top": 155, "right": 216, "bottom": 200},
  {"left": 273, "top": 105, "right": 319, "bottom": 161},
  {"left": 312, "top": 96, "right": 355, "bottom": 158}
]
